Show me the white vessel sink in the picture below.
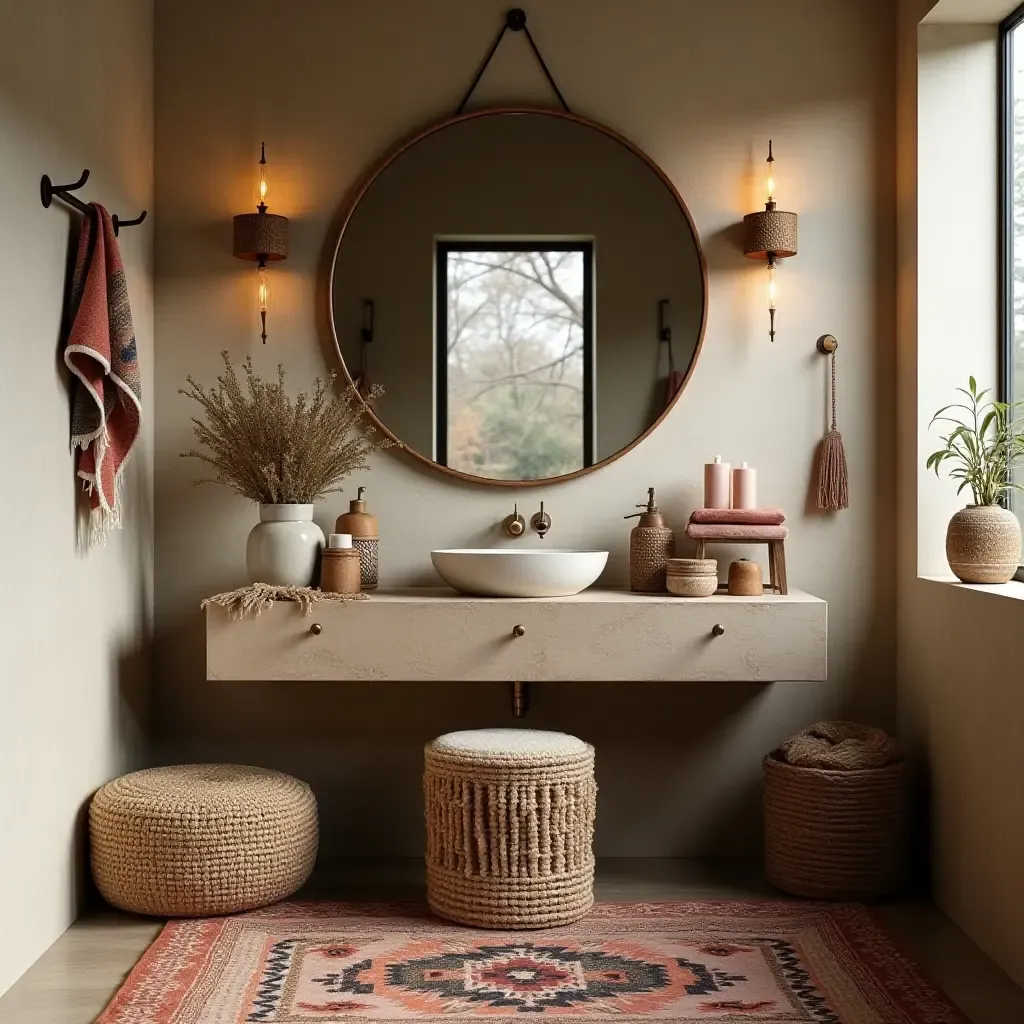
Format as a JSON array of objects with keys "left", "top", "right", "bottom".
[{"left": 430, "top": 548, "right": 609, "bottom": 598}]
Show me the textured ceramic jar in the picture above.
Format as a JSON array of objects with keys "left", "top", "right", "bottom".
[
  {"left": 666, "top": 557, "right": 719, "bottom": 598},
  {"left": 246, "top": 504, "right": 325, "bottom": 586},
  {"left": 945, "top": 505, "right": 1021, "bottom": 584}
]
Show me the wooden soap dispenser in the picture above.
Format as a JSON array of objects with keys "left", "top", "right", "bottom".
[
  {"left": 624, "top": 487, "right": 675, "bottom": 592},
  {"left": 335, "top": 486, "right": 379, "bottom": 590}
]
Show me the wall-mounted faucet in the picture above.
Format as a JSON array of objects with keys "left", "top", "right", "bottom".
[
  {"left": 502, "top": 503, "right": 526, "bottom": 537},
  {"left": 531, "top": 502, "right": 551, "bottom": 539}
]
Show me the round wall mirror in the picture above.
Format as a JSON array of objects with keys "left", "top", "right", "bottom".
[{"left": 329, "top": 108, "right": 707, "bottom": 486}]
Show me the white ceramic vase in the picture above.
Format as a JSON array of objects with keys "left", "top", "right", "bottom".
[{"left": 246, "top": 504, "right": 325, "bottom": 586}]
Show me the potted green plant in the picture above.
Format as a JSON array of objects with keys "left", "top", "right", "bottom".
[
  {"left": 181, "top": 352, "right": 391, "bottom": 587},
  {"left": 926, "top": 377, "right": 1024, "bottom": 584}
]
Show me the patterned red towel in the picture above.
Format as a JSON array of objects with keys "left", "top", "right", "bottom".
[
  {"left": 685, "top": 523, "right": 788, "bottom": 541},
  {"left": 690, "top": 507, "right": 786, "bottom": 525},
  {"left": 63, "top": 205, "right": 141, "bottom": 542}
]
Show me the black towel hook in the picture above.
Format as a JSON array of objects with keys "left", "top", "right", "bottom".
[{"left": 40, "top": 168, "right": 147, "bottom": 236}]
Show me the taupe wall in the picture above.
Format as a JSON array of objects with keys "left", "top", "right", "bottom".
[
  {"left": 154, "top": 0, "right": 896, "bottom": 860},
  {"left": 0, "top": 0, "right": 154, "bottom": 997},
  {"left": 897, "top": 0, "right": 1024, "bottom": 988}
]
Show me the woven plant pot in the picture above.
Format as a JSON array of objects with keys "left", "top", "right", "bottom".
[
  {"left": 764, "top": 753, "right": 907, "bottom": 900},
  {"left": 945, "top": 505, "right": 1021, "bottom": 584}
]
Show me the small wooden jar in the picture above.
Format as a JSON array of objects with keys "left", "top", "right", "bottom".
[
  {"left": 321, "top": 533, "right": 361, "bottom": 595},
  {"left": 728, "top": 558, "right": 763, "bottom": 596}
]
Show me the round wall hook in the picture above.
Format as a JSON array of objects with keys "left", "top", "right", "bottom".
[
  {"left": 816, "top": 334, "right": 838, "bottom": 355},
  {"left": 506, "top": 8, "right": 527, "bottom": 30}
]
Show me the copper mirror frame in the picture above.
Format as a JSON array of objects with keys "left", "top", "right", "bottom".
[{"left": 327, "top": 106, "right": 709, "bottom": 488}]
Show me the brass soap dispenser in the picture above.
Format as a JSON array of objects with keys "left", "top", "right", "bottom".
[{"left": 624, "top": 487, "right": 675, "bottom": 592}]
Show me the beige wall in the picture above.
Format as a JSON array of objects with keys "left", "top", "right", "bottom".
[
  {"left": 0, "top": 0, "right": 154, "bottom": 998},
  {"left": 154, "top": 0, "right": 896, "bottom": 859},
  {"left": 897, "top": 0, "right": 1024, "bottom": 988}
]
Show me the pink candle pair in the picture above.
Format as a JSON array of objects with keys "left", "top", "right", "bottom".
[{"left": 703, "top": 457, "right": 758, "bottom": 510}]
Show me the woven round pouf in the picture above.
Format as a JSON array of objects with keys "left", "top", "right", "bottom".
[
  {"left": 424, "top": 729, "right": 596, "bottom": 929},
  {"left": 90, "top": 764, "right": 318, "bottom": 917}
]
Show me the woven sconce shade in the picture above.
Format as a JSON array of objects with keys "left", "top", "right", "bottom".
[
  {"left": 743, "top": 208, "right": 798, "bottom": 259},
  {"left": 233, "top": 212, "right": 289, "bottom": 261}
]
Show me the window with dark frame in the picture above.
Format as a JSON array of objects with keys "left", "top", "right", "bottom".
[
  {"left": 1002, "top": 6, "right": 1024, "bottom": 569},
  {"left": 435, "top": 242, "right": 594, "bottom": 481}
]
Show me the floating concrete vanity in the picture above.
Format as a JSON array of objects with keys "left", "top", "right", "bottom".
[{"left": 206, "top": 588, "right": 826, "bottom": 684}]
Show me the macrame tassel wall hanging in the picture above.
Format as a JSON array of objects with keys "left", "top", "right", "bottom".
[{"left": 816, "top": 334, "right": 849, "bottom": 510}]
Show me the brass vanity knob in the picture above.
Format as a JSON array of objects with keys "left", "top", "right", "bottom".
[
  {"left": 711, "top": 623, "right": 725, "bottom": 637},
  {"left": 309, "top": 623, "right": 323, "bottom": 636},
  {"left": 512, "top": 624, "right": 526, "bottom": 638}
]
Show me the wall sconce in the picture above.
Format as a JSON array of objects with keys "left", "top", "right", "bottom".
[
  {"left": 743, "top": 141, "right": 798, "bottom": 342},
  {"left": 233, "top": 143, "right": 289, "bottom": 343}
]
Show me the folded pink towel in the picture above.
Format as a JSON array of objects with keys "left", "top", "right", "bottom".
[
  {"left": 689, "top": 507, "right": 786, "bottom": 526},
  {"left": 685, "top": 523, "right": 788, "bottom": 541}
]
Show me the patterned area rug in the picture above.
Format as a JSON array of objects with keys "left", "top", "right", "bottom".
[{"left": 97, "top": 901, "right": 967, "bottom": 1022}]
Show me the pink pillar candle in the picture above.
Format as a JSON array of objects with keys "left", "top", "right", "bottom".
[
  {"left": 703, "top": 456, "right": 731, "bottom": 509},
  {"left": 732, "top": 463, "right": 757, "bottom": 509}
]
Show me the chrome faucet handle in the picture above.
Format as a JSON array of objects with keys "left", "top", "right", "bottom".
[
  {"left": 531, "top": 501, "right": 551, "bottom": 538},
  {"left": 502, "top": 502, "right": 526, "bottom": 538}
]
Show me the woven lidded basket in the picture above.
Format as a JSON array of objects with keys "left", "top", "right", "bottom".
[
  {"left": 424, "top": 729, "right": 596, "bottom": 929},
  {"left": 764, "top": 752, "right": 907, "bottom": 900},
  {"left": 90, "top": 764, "right": 318, "bottom": 917}
]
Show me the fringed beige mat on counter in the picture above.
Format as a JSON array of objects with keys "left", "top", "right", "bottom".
[
  {"left": 201, "top": 582, "right": 367, "bottom": 619},
  {"left": 96, "top": 901, "right": 968, "bottom": 1022}
]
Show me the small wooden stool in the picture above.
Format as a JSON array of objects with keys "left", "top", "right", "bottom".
[{"left": 687, "top": 527, "right": 788, "bottom": 595}]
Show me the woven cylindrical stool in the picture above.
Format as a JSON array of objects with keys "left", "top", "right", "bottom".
[
  {"left": 90, "top": 764, "right": 318, "bottom": 917},
  {"left": 764, "top": 753, "right": 907, "bottom": 900},
  {"left": 424, "top": 729, "right": 596, "bottom": 929}
]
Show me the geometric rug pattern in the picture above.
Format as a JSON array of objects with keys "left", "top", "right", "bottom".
[{"left": 96, "top": 901, "right": 969, "bottom": 1022}]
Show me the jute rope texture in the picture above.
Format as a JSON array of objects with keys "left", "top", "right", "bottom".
[
  {"left": 90, "top": 764, "right": 318, "bottom": 917},
  {"left": 765, "top": 722, "right": 905, "bottom": 900},
  {"left": 201, "top": 582, "right": 367, "bottom": 619},
  {"left": 424, "top": 741, "right": 596, "bottom": 929}
]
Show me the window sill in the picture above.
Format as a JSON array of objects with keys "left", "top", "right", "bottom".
[{"left": 920, "top": 574, "right": 1024, "bottom": 602}]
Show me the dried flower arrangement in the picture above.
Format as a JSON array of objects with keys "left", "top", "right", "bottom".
[{"left": 180, "top": 352, "right": 393, "bottom": 504}]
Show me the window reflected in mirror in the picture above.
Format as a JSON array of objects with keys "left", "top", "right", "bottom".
[{"left": 438, "top": 243, "right": 593, "bottom": 480}]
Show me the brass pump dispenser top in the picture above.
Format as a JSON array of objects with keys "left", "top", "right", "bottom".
[
  {"left": 336, "top": 485, "right": 378, "bottom": 539},
  {"left": 624, "top": 487, "right": 668, "bottom": 529}
]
